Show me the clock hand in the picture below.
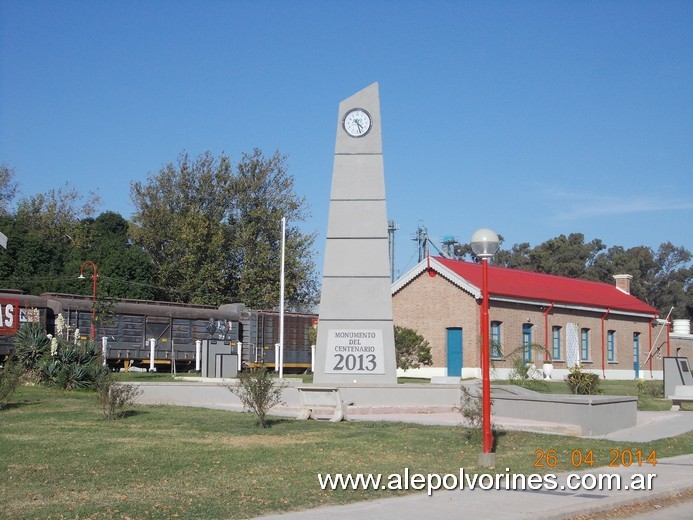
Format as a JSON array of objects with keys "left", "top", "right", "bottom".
[{"left": 355, "top": 120, "right": 363, "bottom": 132}]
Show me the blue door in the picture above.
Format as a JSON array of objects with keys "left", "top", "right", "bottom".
[
  {"left": 522, "top": 324, "right": 533, "bottom": 363},
  {"left": 446, "top": 328, "right": 463, "bottom": 377},
  {"left": 633, "top": 333, "right": 640, "bottom": 379}
]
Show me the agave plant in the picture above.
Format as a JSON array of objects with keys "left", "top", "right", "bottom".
[
  {"left": 39, "top": 340, "right": 103, "bottom": 390},
  {"left": 12, "top": 323, "right": 50, "bottom": 375}
]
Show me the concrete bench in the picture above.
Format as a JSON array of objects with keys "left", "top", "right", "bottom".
[
  {"left": 296, "top": 387, "right": 347, "bottom": 422},
  {"left": 669, "top": 385, "right": 693, "bottom": 411}
]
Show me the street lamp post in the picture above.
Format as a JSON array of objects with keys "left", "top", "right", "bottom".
[
  {"left": 470, "top": 228, "right": 500, "bottom": 468},
  {"left": 78, "top": 260, "right": 98, "bottom": 340}
]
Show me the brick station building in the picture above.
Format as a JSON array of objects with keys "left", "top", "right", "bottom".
[{"left": 392, "top": 256, "right": 688, "bottom": 381}]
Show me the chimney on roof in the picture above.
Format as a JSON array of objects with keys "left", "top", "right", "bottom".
[{"left": 613, "top": 274, "right": 633, "bottom": 295}]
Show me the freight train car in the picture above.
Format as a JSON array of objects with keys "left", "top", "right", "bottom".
[
  {"left": 0, "top": 290, "right": 53, "bottom": 357},
  {"left": 0, "top": 291, "right": 316, "bottom": 373}
]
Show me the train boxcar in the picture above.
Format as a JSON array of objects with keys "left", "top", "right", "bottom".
[
  {"left": 242, "top": 309, "right": 317, "bottom": 370},
  {"left": 0, "top": 291, "right": 316, "bottom": 373},
  {"left": 0, "top": 290, "right": 52, "bottom": 358}
]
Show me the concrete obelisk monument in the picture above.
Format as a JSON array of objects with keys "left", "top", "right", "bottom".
[{"left": 314, "top": 83, "right": 397, "bottom": 384}]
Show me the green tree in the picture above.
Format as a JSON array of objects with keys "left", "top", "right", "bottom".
[
  {"left": 70, "top": 212, "right": 160, "bottom": 300},
  {"left": 648, "top": 242, "right": 692, "bottom": 320},
  {"left": 528, "top": 233, "right": 605, "bottom": 278},
  {"left": 130, "top": 150, "right": 318, "bottom": 309},
  {"left": 0, "top": 183, "right": 102, "bottom": 294},
  {"left": 130, "top": 151, "right": 237, "bottom": 304},
  {"left": 0, "top": 214, "right": 70, "bottom": 294},
  {"left": 0, "top": 164, "right": 18, "bottom": 216},
  {"left": 394, "top": 326, "right": 432, "bottom": 370},
  {"left": 15, "top": 182, "right": 101, "bottom": 245},
  {"left": 231, "top": 149, "right": 317, "bottom": 310},
  {"left": 494, "top": 242, "right": 532, "bottom": 270}
]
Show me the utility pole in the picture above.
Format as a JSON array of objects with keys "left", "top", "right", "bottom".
[{"left": 411, "top": 222, "right": 429, "bottom": 262}]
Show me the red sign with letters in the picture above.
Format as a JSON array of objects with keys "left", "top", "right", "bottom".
[{"left": 0, "top": 299, "right": 19, "bottom": 335}]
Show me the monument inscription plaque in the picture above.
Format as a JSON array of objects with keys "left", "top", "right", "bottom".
[{"left": 324, "top": 329, "right": 385, "bottom": 374}]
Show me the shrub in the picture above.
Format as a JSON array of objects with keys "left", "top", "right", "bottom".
[
  {"left": 394, "top": 326, "right": 432, "bottom": 370},
  {"left": 458, "top": 384, "right": 495, "bottom": 442},
  {"left": 637, "top": 379, "right": 664, "bottom": 399},
  {"left": 0, "top": 359, "right": 22, "bottom": 409},
  {"left": 566, "top": 366, "right": 600, "bottom": 395},
  {"left": 227, "top": 368, "right": 286, "bottom": 428},
  {"left": 95, "top": 372, "right": 142, "bottom": 420}
]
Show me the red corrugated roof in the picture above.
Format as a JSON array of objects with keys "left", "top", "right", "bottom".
[{"left": 434, "top": 257, "right": 658, "bottom": 315}]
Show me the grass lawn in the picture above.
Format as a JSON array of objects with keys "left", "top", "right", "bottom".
[{"left": 1, "top": 385, "right": 692, "bottom": 519}]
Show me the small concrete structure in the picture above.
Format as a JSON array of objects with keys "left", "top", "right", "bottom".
[
  {"left": 669, "top": 386, "right": 693, "bottom": 411},
  {"left": 296, "top": 387, "right": 347, "bottom": 422},
  {"left": 664, "top": 356, "right": 693, "bottom": 410},
  {"left": 487, "top": 386, "right": 638, "bottom": 436},
  {"left": 201, "top": 339, "right": 238, "bottom": 378}
]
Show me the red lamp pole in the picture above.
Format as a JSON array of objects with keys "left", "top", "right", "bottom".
[
  {"left": 480, "top": 257, "right": 492, "bottom": 455},
  {"left": 471, "top": 228, "right": 499, "bottom": 467},
  {"left": 79, "top": 260, "right": 98, "bottom": 340}
]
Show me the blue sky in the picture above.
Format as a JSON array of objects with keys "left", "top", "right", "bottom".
[{"left": 2, "top": 1, "right": 692, "bottom": 279}]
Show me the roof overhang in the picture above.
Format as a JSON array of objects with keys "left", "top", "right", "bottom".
[
  {"left": 392, "top": 257, "right": 481, "bottom": 299},
  {"left": 491, "top": 296, "right": 657, "bottom": 320}
]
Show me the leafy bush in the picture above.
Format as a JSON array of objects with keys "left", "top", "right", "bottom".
[
  {"left": 459, "top": 384, "right": 493, "bottom": 442},
  {"left": 637, "top": 379, "right": 664, "bottom": 398},
  {"left": 394, "top": 326, "right": 432, "bottom": 370},
  {"left": 566, "top": 366, "right": 600, "bottom": 395},
  {"left": 227, "top": 368, "right": 286, "bottom": 428},
  {"left": 0, "top": 359, "right": 22, "bottom": 409},
  {"left": 95, "top": 372, "right": 142, "bottom": 420}
]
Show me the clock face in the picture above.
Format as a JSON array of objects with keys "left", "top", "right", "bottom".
[{"left": 343, "top": 108, "right": 372, "bottom": 137}]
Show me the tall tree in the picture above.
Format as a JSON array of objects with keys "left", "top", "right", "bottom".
[
  {"left": 69, "top": 211, "right": 160, "bottom": 300},
  {"left": 130, "top": 150, "right": 318, "bottom": 310},
  {"left": 528, "top": 233, "right": 605, "bottom": 278},
  {"left": 15, "top": 182, "right": 101, "bottom": 245},
  {"left": 230, "top": 149, "right": 317, "bottom": 310},
  {"left": 648, "top": 242, "right": 692, "bottom": 320},
  {"left": 1, "top": 183, "right": 101, "bottom": 294},
  {"left": 494, "top": 242, "right": 532, "bottom": 270},
  {"left": 0, "top": 164, "right": 18, "bottom": 216},
  {"left": 130, "top": 151, "right": 234, "bottom": 304}
]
